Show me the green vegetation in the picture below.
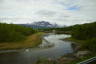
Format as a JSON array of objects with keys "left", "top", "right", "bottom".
[
  {"left": 0, "top": 23, "right": 36, "bottom": 42},
  {"left": 71, "top": 22, "right": 96, "bottom": 40},
  {"left": 68, "top": 54, "right": 96, "bottom": 64},
  {"left": 63, "top": 22, "right": 96, "bottom": 64},
  {"left": 36, "top": 58, "right": 56, "bottom": 64},
  {"left": 0, "top": 32, "right": 43, "bottom": 50},
  {"left": 0, "top": 23, "right": 43, "bottom": 49},
  {"left": 83, "top": 38, "right": 96, "bottom": 52},
  {"left": 71, "top": 22, "right": 96, "bottom": 52},
  {"left": 39, "top": 26, "right": 73, "bottom": 33}
]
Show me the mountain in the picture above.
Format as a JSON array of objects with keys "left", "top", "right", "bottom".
[{"left": 19, "top": 21, "right": 59, "bottom": 29}]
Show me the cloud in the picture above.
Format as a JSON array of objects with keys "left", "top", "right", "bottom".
[
  {"left": 35, "top": 10, "right": 57, "bottom": 17},
  {"left": 0, "top": 0, "right": 96, "bottom": 25}
]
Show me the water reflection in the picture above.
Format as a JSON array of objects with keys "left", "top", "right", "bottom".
[{"left": 0, "top": 34, "right": 73, "bottom": 64}]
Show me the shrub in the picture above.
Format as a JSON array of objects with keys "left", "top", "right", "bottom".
[
  {"left": 83, "top": 38, "right": 96, "bottom": 52},
  {"left": 0, "top": 23, "right": 36, "bottom": 42}
]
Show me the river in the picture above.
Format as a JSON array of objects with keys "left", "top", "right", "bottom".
[{"left": 0, "top": 34, "right": 73, "bottom": 64}]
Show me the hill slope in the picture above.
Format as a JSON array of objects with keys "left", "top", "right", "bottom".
[{"left": 0, "top": 23, "right": 36, "bottom": 42}]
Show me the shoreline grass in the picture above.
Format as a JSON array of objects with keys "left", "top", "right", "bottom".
[
  {"left": 0, "top": 32, "right": 43, "bottom": 50},
  {"left": 64, "top": 37, "right": 87, "bottom": 50},
  {"left": 63, "top": 37, "right": 96, "bottom": 64}
]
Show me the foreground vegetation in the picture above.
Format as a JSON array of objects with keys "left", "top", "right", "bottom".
[
  {"left": 0, "top": 23, "right": 43, "bottom": 49},
  {"left": 0, "top": 23, "right": 36, "bottom": 42},
  {"left": 0, "top": 32, "right": 43, "bottom": 50},
  {"left": 71, "top": 22, "right": 96, "bottom": 52},
  {"left": 0, "top": 33, "right": 43, "bottom": 50},
  {"left": 63, "top": 22, "right": 96, "bottom": 64}
]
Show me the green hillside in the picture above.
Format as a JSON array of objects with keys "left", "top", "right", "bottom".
[{"left": 0, "top": 23, "right": 36, "bottom": 42}]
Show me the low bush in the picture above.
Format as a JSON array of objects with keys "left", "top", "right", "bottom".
[{"left": 0, "top": 23, "right": 36, "bottom": 42}]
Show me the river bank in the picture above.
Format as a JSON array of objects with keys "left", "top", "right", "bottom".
[
  {"left": 35, "top": 36, "right": 96, "bottom": 64},
  {"left": 0, "top": 32, "right": 43, "bottom": 50},
  {"left": 61, "top": 37, "right": 96, "bottom": 64}
]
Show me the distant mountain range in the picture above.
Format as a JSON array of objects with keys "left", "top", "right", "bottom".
[{"left": 18, "top": 21, "right": 59, "bottom": 29}]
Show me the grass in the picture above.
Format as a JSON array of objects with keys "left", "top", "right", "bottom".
[
  {"left": 64, "top": 37, "right": 96, "bottom": 64},
  {"left": 0, "top": 32, "right": 44, "bottom": 50},
  {"left": 64, "top": 37, "right": 87, "bottom": 50},
  {"left": 68, "top": 54, "right": 96, "bottom": 64},
  {"left": 64, "top": 37, "right": 85, "bottom": 44}
]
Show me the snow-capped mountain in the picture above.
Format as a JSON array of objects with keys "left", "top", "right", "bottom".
[{"left": 19, "top": 21, "right": 59, "bottom": 29}]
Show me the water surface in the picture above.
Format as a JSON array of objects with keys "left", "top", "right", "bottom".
[{"left": 0, "top": 34, "right": 73, "bottom": 64}]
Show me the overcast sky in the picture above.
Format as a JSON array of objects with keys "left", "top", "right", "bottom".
[{"left": 0, "top": 0, "right": 96, "bottom": 25}]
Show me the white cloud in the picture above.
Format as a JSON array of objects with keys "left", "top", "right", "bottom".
[{"left": 0, "top": 0, "right": 96, "bottom": 25}]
